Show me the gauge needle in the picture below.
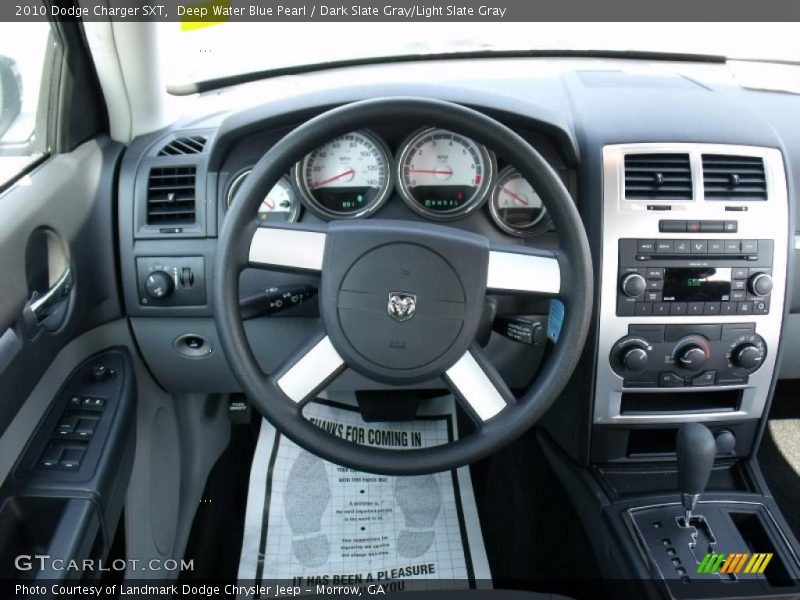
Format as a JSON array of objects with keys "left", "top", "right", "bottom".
[
  {"left": 408, "top": 169, "right": 454, "bottom": 175},
  {"left": 502, "top": 187, "right": 529, "bottom": 206},
  {"left": 262, "top": 198, "right": 275, "bottom": 210},
  {"left": 314, "top": 168, "right": 355, "bottom": 188}
]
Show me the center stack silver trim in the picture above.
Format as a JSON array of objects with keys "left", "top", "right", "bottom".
[{"left": 594, "top": 144, "right": 789, "bottom": 424}]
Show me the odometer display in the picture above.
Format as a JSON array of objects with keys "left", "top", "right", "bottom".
[
  {"left": 295, "top": 131, "right": 392, "bottom": 219},
  {"left": 396, "top": 128, "right": 494, "bottom": 220}
]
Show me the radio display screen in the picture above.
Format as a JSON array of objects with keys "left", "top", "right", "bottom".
[{"left": 662, "top": 267, "right": 732, "bottom": 302}]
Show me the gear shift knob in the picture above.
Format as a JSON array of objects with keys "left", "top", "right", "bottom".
[{"left": 676, "top": 423, "right": 716, "bottom": 521}]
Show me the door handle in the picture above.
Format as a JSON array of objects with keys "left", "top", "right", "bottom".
[{"left": 26, "top": 265, "right": 73, "bottom": 325}]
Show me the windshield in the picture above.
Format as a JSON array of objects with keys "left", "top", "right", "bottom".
[{"left": 159, "top": 22, "right": 800, "bottom": 89}]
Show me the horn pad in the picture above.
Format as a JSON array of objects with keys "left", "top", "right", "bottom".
[{"left": 320, "top": 220, "right": 489, "bottom": 385}]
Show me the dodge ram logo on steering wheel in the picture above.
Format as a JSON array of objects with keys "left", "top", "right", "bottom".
[{"left": 387, "top": 292, "right": 417, "bottom": 322}]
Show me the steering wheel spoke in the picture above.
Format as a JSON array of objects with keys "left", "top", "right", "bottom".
[
  {"left": 273, "top": 332, "right": 346, "bottom": 405},
  {"left": 249, "top": 224, "right": 328, "bottom": 272},
  {"left": 487, "top": 247, "right": 562, "bottom": 296},
  {"left": 444, "top": 346, "right": 516, "bottom": 423}
]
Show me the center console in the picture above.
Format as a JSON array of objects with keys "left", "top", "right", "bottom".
[
  {"left": 584, "top": 145, "right": 798, "bottom": 597},
  {"left": 595, "top": 144, "right": 789, "bottom": 427}
]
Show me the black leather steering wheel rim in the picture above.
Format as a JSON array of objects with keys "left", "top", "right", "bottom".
[{"left": 214, "top": 97, "right": 593, "bottom": 475}]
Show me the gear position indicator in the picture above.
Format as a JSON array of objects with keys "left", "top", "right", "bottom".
[{"left": 237, "top": 395, "right": 491, "bottom": 588}]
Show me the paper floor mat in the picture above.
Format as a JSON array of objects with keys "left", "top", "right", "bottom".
[{"left": 238, "top": 395, "right": 491, "bottom": 593}]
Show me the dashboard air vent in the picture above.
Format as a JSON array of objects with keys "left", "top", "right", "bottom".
[
  {"left": 624, "top": 153, "right": 693, "bottom": 200},
  {"left": 702, "top": 154, "right": 767, "bottom": 200},
  {"left": 157, "top": 135, "right": 207, "bottom": 156},
  {"left": 146, "top": 166, "right": 197, "bottom": 225}
]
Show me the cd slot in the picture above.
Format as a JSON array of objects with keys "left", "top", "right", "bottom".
[{"left": 636, "top": 253, "right": 756, "bottom": 261}]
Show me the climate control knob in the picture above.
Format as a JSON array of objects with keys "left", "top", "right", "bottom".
[
  {"left": 748, "top": 273, "right": 773, "bottom": 297},
  {"left": 145, "top": 271, "right": 174, "bottom": 299},
  {"left": 732, "top": 344, "right": 764, "bottom": 371},
  {"left": 677, "top": 345, "right": 708, "bottom": 372},
  {"left": 621, "top": 346, "right": 649, "bottom": 373},
  {"left": 620, "top": 273, "right": 647, "bottom": 298}
]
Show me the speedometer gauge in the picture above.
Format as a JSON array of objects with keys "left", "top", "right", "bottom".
[
  {"left": 227, "top": 171, "right": 301, "bottom": 223},
  {"left": 295, "top": 130, "right": 392, "bottom": 219},
  {"left": 489, "top": 166, "right": 550, "bottom": 237},
  {"left": 396, "top": 128, "right": 494, "bottom": 220}
]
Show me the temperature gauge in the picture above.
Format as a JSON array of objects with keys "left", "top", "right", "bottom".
[
  {"left": 489, "top": 166, "right": 550, "bottom": 236},
  {"left": 227, "top": 172, "right": 301, "bottom": 223}
]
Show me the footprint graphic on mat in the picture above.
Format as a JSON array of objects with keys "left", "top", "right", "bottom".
[
  {"left": 284, "top": 451, "right": 332, "bottom": 566},
  {"left": 394, "top": 475, "right": 442, "bottom": 558}
]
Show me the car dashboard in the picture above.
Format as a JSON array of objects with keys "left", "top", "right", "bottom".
[{"left": 116, "top": 56, "right": 800, "bottom": 468}]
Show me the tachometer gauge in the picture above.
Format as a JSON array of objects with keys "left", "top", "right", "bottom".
[
  {"left": 227, "top": 171, "right": 301, "bottom": 223},
  {"left": 294, "top": 130, "right": 392, "bottom": 219},
  {"left": 489, "top": 166, "right": 551, "bottom": 237},
  {"left": 396, "top": 128, "right": 495, "bottom": 220}
]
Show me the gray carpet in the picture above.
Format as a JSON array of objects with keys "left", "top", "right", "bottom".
[{"left": 758, "top": 381, "right": 800, "bottom": 537}]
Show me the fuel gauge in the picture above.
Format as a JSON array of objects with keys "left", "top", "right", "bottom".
[{"left": 489, "top": 166, "right": 550, "bottom": 237}]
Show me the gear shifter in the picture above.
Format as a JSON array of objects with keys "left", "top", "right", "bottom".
[{"left": 676, "top": 423, "right": 716, "bottom": 522}]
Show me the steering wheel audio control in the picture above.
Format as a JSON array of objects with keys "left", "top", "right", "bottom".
[{"left": 144, "top": 270, "right": 174, "bottom": 299}]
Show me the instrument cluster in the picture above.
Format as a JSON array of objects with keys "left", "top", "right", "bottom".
[{"left": 224, "top": 127, "right": 553, "bottom": 237}]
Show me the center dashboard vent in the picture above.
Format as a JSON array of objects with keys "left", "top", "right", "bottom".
[
  {"left": 146, "top": 166, "right": 197, "bottom": 225},
  {"left": 702, "top": 154, "right": 767, "bottom": 200},
  {"left": 624, "top": 153, "right": 693, "bottom": 200},
  {"left": 157, "top": 135, "right": 207, "bottom": 156}
]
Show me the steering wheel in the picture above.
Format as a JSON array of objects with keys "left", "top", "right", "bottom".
[{"left": 214, "top": 98, "right": 592, "bottom": 475}]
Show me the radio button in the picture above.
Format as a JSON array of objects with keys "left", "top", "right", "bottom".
[
  {"left": 637, "top": 240, "right": 656, "bottom": 253},
  {"left": 654, "top": 303, "right": 670, "bottom": 315},
  {"left": 732, "top": 279, "right": 747, "bottom": 290},
  {"left": 690, "top": 240, "right": 708, "bottom": 254},
  {"left": 731, "top": 290, "right": 746, "bottom": 301},
  {"left": 621, "top": 272, "right": 647, "bottom": 297},
  {"left": 646, "top": 268, "right": 664, "bottom": 279},
  {"left": 753, "top": 300, "right": 769, "bottom": 314},
  {"left": 669, "top": 302, "right": 687, "bottom": 315},
  {"left": 635, "top": 302, "right": 653, "bottom": 315},
  {"left": 645, "top": 291, "right": 662, "bottom": 302},
  {"left": 656, "top": 240, "right": 674, "bottom": 253},
  {"left": 741, "top": 240, "right": 758, "bottom": 253},
  {"left": 708, "top": 240, "right": 725, "bottom": 254},
  {"left": 749, "top": 272, "right": 773, "bottom": 297},
  {"left": 617, "top": 298, "right": 637, "bottom": 316},
  {"left": 703, "top": 302, "right": 721, "bottom": 315},
  {"left": 724, "top": 221, "right": 738, "bottom": 233},
  {"left": 659, "top": 372, "right": 685, "bottom": 387},
  {"left": 687, "top": 302, "right": 704, "bottom": 315},
  {"left": 724, "top": 240, "right": 741, "bottom": 253},
  {"left": 737, "top": 301, "right": 753, "bottom": 314},
  {"left": 646, "top": 279, "right": 664, "bottom": 291},
  {"left": 721, "top": 302, "right": 738, "bottom": 314},
  {"left": 732, "top": 267, "right": 749, "bottom": 279},
  {"left": 670, "top": 240, "right": 688, "bottom": 254}
]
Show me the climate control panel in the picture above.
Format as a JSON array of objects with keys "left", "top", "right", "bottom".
[{"left": 610, "top": 323, "right": 766, "bottom": 389}]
